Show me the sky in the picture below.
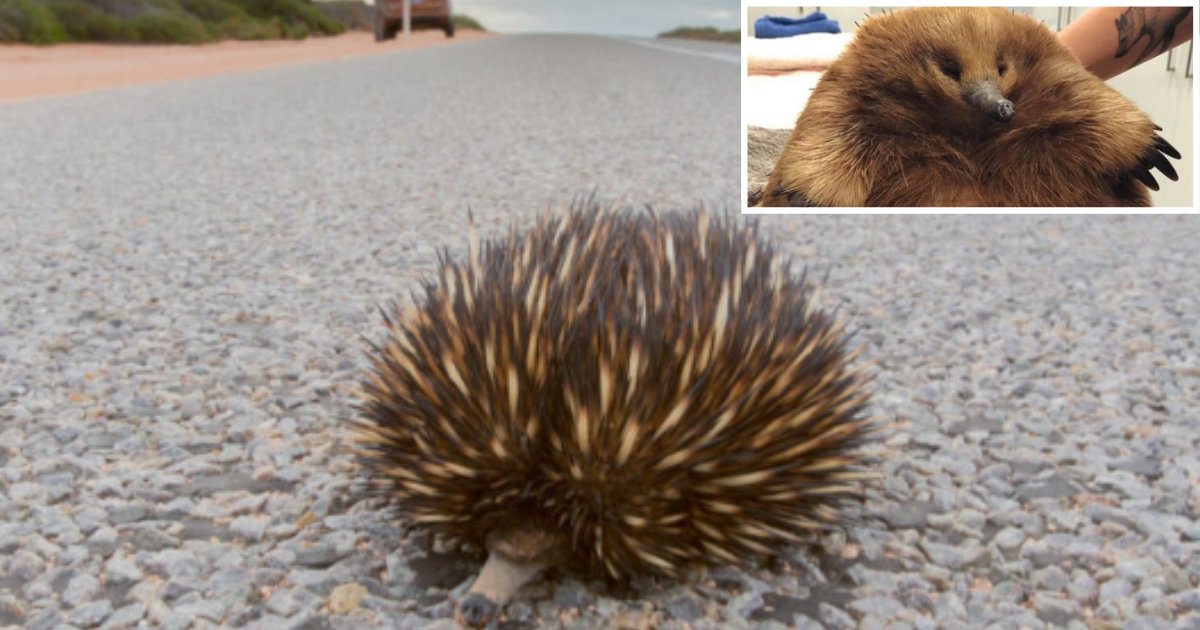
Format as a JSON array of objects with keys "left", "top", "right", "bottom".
[{"left": 446, "top": 0, "right": 739, "bottom": 37}]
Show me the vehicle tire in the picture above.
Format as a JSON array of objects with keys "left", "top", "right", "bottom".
[
  {"left": 377, "top": 18, "right": 397, "bottom": 41},
  {"left": 444, "top": 19, "right": 455, "bottom": 38}
]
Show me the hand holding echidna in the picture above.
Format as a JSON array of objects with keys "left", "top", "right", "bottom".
[{"left": 352, "top": 203, "right": 873, "bottom": 627}]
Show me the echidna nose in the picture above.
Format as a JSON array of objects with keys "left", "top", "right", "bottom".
[
  {"left": 992, "top": 99, "right": 1015, "bottom": 122},
  {"left": 457, "top": 593, "right": 497, "bottom": 628},
  {"left": 965, "top": 79, "right": 1015, "bottom": 123}
]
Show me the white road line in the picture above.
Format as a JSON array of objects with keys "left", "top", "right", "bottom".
[{"left": 618, "top": 37, "right": 740, "bottom": 65}]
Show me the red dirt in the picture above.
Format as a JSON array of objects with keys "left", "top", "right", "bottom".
[{"left": 0, "top": 30, "right": 490, "bottom": 104}]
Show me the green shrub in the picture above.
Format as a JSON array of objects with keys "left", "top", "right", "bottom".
[
  {"left": 238, "top": 0, "right": 342, "bottom": 36},
  {"left": 128, "top": 11, "right": 210, "bottom": 43},
  {"left": 4, "top": 0, "right": 70, "bottom": 44},
  {"left": 0, "top": 0, "right": 349, "bottom": 43},
  {"left": 0, "top": 2, "right": 25, "bottom": 42},
  {"left": 49, "top": 1, "right": 138, "bottom": 42},
  {"left": 178, "top": 0, "right": 246, "bottom": 22},
  {"left": 283, "top": 19, "right": 308, "bottom": 39},
  {"left": 315, "top": 0, "right": 372, "bottom": 31},
  {"left": 453, "top": 14, "right": 483, "bottom": 31},
  {"left": 658, "top": 26, "right": 739, "bottom": 43}
]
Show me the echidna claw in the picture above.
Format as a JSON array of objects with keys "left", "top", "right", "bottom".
[
  {"left": 1131, "top": 166, "right": 1160, "bottom": 191},
  {"left": 1145, "top": 148, "right": 1178, "bottom": 182},
  {"left": 1152, "top": 134, "right": 1181, "bottom": 160}
]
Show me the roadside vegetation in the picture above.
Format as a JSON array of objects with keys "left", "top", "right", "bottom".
[
  {"left": 657, "top": 26, "right": 739, "bottom": 43},
  {"left": 0, "top": 0, "right": 485, "bottom": 44},
  {"left": 452, "top": 14, "right": 483, "bottom": 32},
  {"left": 0, "top": 0, "right": 344, "bottom": 44}
]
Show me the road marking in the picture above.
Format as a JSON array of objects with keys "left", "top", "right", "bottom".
[{"left": 618, "top": 38, "right": 739, "bottom": 65}]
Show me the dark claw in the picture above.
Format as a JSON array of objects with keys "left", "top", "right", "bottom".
[
  {"left": 1153, "top": 123, "right": 1162, "bottom": 131},
  {"left": 1145, "top": 148, "right": 1178, "bottom": 181},
  {"left": 457, "top": 593, "right": 497, "bottom": 628},
  {"left": 787, "top": 191, "right": 818, "bottom": 207},
  {"left": 1153, "top": 134, "right": 1181, "bottom": 160},
  {"left": 1130, "top": 166, "right": 1160, "bottom": 191}
]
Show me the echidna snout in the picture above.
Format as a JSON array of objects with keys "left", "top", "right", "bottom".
[
  {"left": 354, "top": 203, "right": 874, "bottom": 624},
  {"left": 455, "top": 525, "right": 562, "bottom": 627},
  {"left": 456, "top": 593, "right": 495, "bottom": 628}
]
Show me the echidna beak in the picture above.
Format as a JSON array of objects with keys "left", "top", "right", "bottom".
[
  {"left": 456, "top": 593, "right": 496, "bottom": 628},
  {"left": 454, "top": 550, "right": 545, "bottom": 628},
  {"left": 964, "top": 79, "right": 1015, "bottom": 123}
]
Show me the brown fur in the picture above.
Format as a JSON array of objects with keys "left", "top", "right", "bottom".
[{"left": 758, "top": 7, "right": 1176, "bottom": 207}]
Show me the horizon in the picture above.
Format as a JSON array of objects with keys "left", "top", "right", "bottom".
[{"left": 354, "top": 0, "right": 739, "bottom": 38}]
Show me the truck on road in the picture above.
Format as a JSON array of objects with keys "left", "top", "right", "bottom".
[{"left": 375, "top": 0, "right": 455, "bottom": 41}]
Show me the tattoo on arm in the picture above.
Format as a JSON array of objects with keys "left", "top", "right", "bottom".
[{"left": 1114, "top": 7, "right": 1192, "bottom": 66}]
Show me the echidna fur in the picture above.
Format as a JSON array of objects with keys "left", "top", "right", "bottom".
[{"left": 352, "top": 200, "right": 874, "bottom": 584}]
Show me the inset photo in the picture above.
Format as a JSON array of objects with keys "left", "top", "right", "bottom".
[{"left": 744, "top": 6, "right": 1195, "bottom": 209}]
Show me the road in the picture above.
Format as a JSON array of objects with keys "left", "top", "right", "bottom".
[
  {"left": 0, "top": 34, "right": 740, "bottom": 228},
  {"left": 2, "top": 33, "right": 1198, "bottom": 630}
]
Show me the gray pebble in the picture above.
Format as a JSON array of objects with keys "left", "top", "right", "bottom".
[
  {"left": 1115, "top": 557, "right": 1161, "bottom": 583},
  {"left": 1018, "top": 539, "right": 1064, "bottom": 567},
  {"left": 1094, "top": 472, "right": 1153, "bottom": 501},
  {"left": 1122, "top": 616, "right": 1175, "bottom": 630},
  {"left": 877, "top": 502, "right": 934, "bottom": 529},
  {"left": 1031, "top": 592, "right": 1078, "bottom": 626},
  {"left": 1109, "top": 457, "right": 1162, "bottom": 479},
  {"left": 1031, "top": 565, "right": 1069, "bottom": 592},
  {"left": 294, "top": 545, "right": 347, "bottom": 569},
  {"left": 819, "top": 603, "right": 856, "bottom": 629},
  {"left": 104, "top": 555, "right": 142, "bottom": 585},
  {"left": 7, "top": 549, "right": 45, "bottom": 581},
  {"left": 144, "top": 549, "right": 205, "bottom": 579},
  {"left": 264, "top": 548, "right": 297, "bottom": 569},
  {"left": 229, "top": 515, "right": 268, "bottom": 543},
  {"left": 99, "top": 602, "right": 145, "bottom": 630},
  {"left": 990, "top": 581, "right": 1025, "bottom": 604},
  {"left": 919, "top": 541, "right": 985, "bottom": 570},
  {"left": 1098, "top": 577, "right": 1133, "bottom": 603},
  {"left": 85, "top": 526, "right": 118, "bottom": 558},
  {"left": 847, "top": 596, "right": 904, "bottom": 621},
  {"left": 726, "top": 591, "right": 765, "bottom": 619},
  {"left": 103, "top": 501, "right": 150, "bottom": 525},
  {"left": 173, "top": 595, "right": 227, "bottom": 622},
  {"left": 268, "top": 589, "right": 302, "bottom": 617},
  {"left": 991, "top": 527, "right": 1025, "bottom": 551},
  {"left": 506, "top": 599, "right": 534, "bottom": 622},
  {"left": 69, "top": 599, "right": 113, "bottom": 627},
  {"left": 552, "top": 579, "right": 590, "bottom": 609},
  {"left": 0, "top": 592, "right": 27, "bottom": 626},
  {"left": 1015, "top": 475, "right": 1077, "bottom": 500},
  {"left": 666, "top": 593, "right": 703, "bottom": 621},
  {"left": 63, "top": 573, "right": 101, "bottom": 608}
]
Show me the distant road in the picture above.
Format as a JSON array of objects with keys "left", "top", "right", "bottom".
[
  {"left": 623, "top": 37, "right": 740, "bottom": 64},
  {"left": 1, "top": 33, "right": 741, "bottom": 224}
]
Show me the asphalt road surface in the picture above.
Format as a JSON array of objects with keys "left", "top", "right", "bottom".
[{"left": 2, "top": 33, "right": 1199, "bottom": 630}]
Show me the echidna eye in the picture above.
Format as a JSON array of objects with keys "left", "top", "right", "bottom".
[
  {"left": 998, "top": 60, "right": 1008, "bottom": 76},
  {"left": 937, "top": 59, "right": 961, "bottom": 81}
]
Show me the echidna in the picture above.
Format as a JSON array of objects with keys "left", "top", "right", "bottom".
[
  {"left": 756, "top": 7, "right": 1182, "bottom": 207},
  {"left": 352, "top": 202, "right": 873, "bottom": 627}
]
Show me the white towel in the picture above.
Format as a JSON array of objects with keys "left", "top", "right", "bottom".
[{"left": 746, "top": 33, "right": 855, "bottom": 73}]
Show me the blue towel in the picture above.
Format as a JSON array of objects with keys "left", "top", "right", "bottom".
[{"left": 755, "top": 13, "right": 842, "bottom": 38}]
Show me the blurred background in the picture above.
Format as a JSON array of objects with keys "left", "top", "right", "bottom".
[
  {"left": 745, "top": 6, "right": 1194, "bottom": 207},
  {"left": 0, "top": 0, "right": 741, "bottom": 43}
]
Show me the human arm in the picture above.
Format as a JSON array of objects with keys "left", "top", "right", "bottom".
[{"left": 1059, "top": 7, "right": 1192, "bottom": 80}]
